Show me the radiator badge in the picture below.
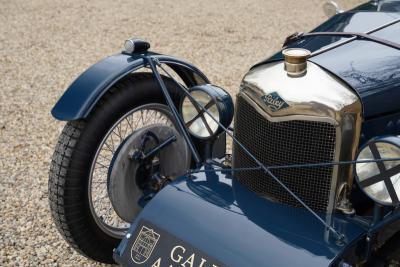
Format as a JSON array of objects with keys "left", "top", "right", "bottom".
[
  {"left": 131, "top": 226, "right": 160, "bottom": 264},
  {"left": 261, "top": 92, "right": 289, "bottom": 112}
]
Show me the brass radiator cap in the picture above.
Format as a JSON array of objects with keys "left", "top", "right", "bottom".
[{"left": 282, "top": 48, "right": 311, "bottom": 77}]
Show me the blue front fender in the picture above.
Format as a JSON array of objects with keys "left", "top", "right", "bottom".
[
  {"left": 51, "top": 52, "right": 210, "bottom": 121},
  {"left": 114, "top": 169, "right": 367, "bottom": 267}
]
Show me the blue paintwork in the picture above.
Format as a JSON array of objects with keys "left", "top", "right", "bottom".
[
  {"left": 253, "top": 10, "right": 400, "bottom": 119},
  {"left": 361, "top": 111, "right": 400, "bottom": 145},
  {"left": 115, "top": 167, "right": 367, "bottom": 267},
  {"left": 311, "top": 33, "right": 400, "bottom": 119},
  {"left": 264, "top": 12, "right": 400, "bottom": 63},
  {"left": 51, "top": 52, "right": 210, "bottom": 121},
  {"left": 353, "top": 0, "right": 400, "bottom": 12}
]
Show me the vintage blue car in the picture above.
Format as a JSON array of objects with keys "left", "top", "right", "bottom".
[{"left": 49, "top": 1, "right": 400, "bottom": 266}]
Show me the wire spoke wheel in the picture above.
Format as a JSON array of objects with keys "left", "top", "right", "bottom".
[
  {"left": 88, "top": 105, "right": 174, "bottom": 237},
  {"left": 49, "top": 73, "right": 191, "bottom": 263}
]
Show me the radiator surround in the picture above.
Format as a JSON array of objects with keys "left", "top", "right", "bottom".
[{"left": 233, "top": 61, "right": 362, "bottom": 214}]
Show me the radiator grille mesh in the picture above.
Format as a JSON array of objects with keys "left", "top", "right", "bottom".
[{"left": 233, "top": 95, "right": 337, "bottom": 211}]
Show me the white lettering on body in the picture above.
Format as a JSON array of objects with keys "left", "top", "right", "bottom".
[
  {"left": 151, "top": 258, "right": 161, "bottom": 267},
  {"left": 181, "top": 253, "right": 195, "bottom": 267},
  {"left": 171, "top": 245, "right": 186, "bottom": 263},
  {"left": 198, "top": 258, "right": 207, "bottom": 267},
  {"left": 169, "top": 245, "right": 220, "bottom": 267}
]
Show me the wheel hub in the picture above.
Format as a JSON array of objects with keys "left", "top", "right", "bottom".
[{"left": 107, "top": 124, "right": 190, "bottom": 222}]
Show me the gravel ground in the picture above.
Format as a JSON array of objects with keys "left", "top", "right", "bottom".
[{"left": 0, "top": 0, "right": 363, "bottom": 266}]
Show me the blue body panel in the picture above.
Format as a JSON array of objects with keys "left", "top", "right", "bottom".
[
  {"left": 51, "top": 53, "right": 210, "bottom": 121},
  {"left": 254, "top": 11, "right": 400, "bottom": 119},
  {"left": 311, "top": 28, "right": 400, "bottom": 119},
  {"left": 115, "top": 169, "right": 367, "bottom": 267},
  {"left": 361, "top": 110, "right": 400, "bottom": 145}
]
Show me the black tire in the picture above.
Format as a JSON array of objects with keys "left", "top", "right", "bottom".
[{"left": 48, "top": 73, "right": 183, "bottom": 263}]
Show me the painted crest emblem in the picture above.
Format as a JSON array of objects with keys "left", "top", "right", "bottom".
[
  {"left": 131, "top": 226, "right": 160, "bottom": 264},
  {"left": 261, "top": 92, "right": 289, "bottom": 112}
]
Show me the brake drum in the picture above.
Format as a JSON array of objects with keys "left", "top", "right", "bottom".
[{"left": 107, "top": 124, "right": 191, "bottom": 222}]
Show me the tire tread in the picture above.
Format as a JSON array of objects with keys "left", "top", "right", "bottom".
[{"left": 48, "top": 73, "right": 181, "bottom": 263}]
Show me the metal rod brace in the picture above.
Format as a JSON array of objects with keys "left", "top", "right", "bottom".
[{"left": 146, "top": 56, "right": 202, "bottom": 166}]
